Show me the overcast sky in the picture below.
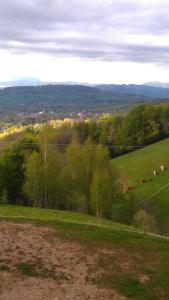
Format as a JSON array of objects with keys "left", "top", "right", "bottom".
[{"left": 0, "top": 0, "right": 169, "bottom": 84}]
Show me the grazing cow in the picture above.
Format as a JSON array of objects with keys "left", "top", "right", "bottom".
[
  {"left": 160, "top": 165, "right": 165, "bottom": 171},
  {"left": 140, "top": 179, "right": 146, "bottom": 184},
  {"left": 127, "top": 185, "right": 134, "bottom": 191},
  {"left": 153, "top": 170, "right": 157, "bottom": 176},
  {"left": 123, "top": 185, "right": 134, "bottom": 193}
]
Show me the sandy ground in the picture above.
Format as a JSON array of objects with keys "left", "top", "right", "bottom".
[{"left": 0, "top": 221, "right": 127, "bottom": 300}]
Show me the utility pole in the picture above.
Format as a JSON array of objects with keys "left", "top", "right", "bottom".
[
  {"left": 44, "top": 128, "right": 47, "bottom": 208},
  {"left": 33, "top": 158, "right": 36, "bottom": 207}
]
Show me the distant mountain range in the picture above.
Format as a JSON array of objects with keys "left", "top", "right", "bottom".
[
  {"left": 143, "top": 82, "right": 169, "bottom": 88},
  {"left": 1, "top": 78, "right": 169, "bottom": 89},
  {"left": 0, "top": 78, "right": 96, "bottom": 88},
  {"left": 0, "top": 80, "right": 169, "bottom": 113},
  {"left": 96, "top": 84, "right": 169, "bottom": 98},
  {"left": 0, "top": 78, "right": 43, "bottom": 88},
  {"left": 0, "top": 84, "right": 152, "bottom": 112}
]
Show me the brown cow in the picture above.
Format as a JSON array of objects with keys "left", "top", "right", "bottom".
[
  {"left": 123, "top": 185, "right": 134, "bottom": 192},
  {"left": 140, "top": 179, "right": 146, "bottom": 184}
]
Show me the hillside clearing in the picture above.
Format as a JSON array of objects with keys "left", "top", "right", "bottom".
[
  {"left": 0, "top": 221, "right": 127, "bottom": 300},
  {"left": 0, "top": 206, "right": 169, "bottom": 299}
]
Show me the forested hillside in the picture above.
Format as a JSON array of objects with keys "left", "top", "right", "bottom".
[
  {"left": 74, "top": 103, "right": 169, "bottom": 157},
  {"left": 0, "top": 84, "right": 155, "bottom": 112},
  {"left": 0, "top": 130, "right": 132, "bottom": 223},
  {"left": 97, "top": 83, "right": 169, "bottom": 98},
  {"left": 0, "top": 102, "right": 169, "bottom": 235}
]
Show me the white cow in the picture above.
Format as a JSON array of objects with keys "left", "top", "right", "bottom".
[
  {"left": 153, "top": 170, "right": 157, "bottom": 176},
  {"left": 160, "top": 165, "right": 165, "bottom": 171}
]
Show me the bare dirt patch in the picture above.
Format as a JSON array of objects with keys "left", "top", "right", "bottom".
[{"left": 0, "top": 221, "right": 127, "bottom": 300}]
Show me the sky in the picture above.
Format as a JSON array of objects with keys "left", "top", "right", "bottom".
[{"left": 0, "top": 0, "right": 169, "bottom": 84}]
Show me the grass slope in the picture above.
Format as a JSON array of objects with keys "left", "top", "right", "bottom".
[
  {"left": 0, "top": 205, "right": 169, "bottom": 299},
  {"left": 0, "top": 204, "right": 136, "bottom": 231},
  {"left": 112, "top": 138, "right": 169, "bottom": 220}
]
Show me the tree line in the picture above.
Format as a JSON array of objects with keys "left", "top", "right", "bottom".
[{"left": 74, "top": 103, "right": 169, "bottom": 157}]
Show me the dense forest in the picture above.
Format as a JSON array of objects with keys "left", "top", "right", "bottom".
[
  {"left": 0, "top": 102, "right": 169, "bottom": 232},
  {"left": 74, "top": 103, "right": 169, "bottom": 157},
  {"left": 0, "top": 131, "right": 135, "bottom": 224}
]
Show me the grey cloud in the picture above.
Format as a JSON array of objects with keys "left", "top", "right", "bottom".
[{"left": 0, "top": 0, "right": 169, "bottom": 64}]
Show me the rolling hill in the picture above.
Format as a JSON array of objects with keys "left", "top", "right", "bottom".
[
  {"left": 97, "top": 84, "right": 169, "bottom": 99},
  {"left": 112, "top": 138, "right": 169, "bottom": 225},
  {"left": 0, "top": 84, "right": 157, "bottom": 113},
  {"left": 0, "top": 83, "right": 169, "bottom": 113}
]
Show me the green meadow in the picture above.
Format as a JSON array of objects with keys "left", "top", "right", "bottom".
[{"left": 112, "top": 138, "right": 169, "bottom": 221}]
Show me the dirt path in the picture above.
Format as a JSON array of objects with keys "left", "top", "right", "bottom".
[{"left": 0, "top": 221, "right": 127, "bottom": 300}]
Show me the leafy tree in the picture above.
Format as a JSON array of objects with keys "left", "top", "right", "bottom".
[
  {"left": 90, "top": 145, "right": 117, "bottom": 219},
  {"left": 1, "top": 136, "right": 38, "bottom": 205},
  {"left": 111, "top": 192, "right": 136, "bottom": 225},
  {"left": 60, "top": 138, "right": 83, "bottom": 210},
  {"left": 24, "top": 144, "right": 62, "bottom": 209},
  {"left": 88, "top": 120, "right": 101, "bottom": 143},
  {"left": 24, "top": 151, "right": 43, "bottom": 207},
  {"left": 134, "top": 210, "right": 159, "bottom": 234},
  {"left": 1, "top": 149, "right": 24, "bottom": 204},
  {"left": 74, "top": 122, "right": 89, "bottom": 144}
]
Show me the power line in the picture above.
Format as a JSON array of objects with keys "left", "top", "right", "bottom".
[
  {"left": 1, "top": 140, "right": 169, "bottom": 149},
  {"left": 44, "top": 130, "right": 47, "bottom": 208}
]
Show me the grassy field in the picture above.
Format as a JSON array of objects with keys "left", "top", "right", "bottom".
[
  {"left": 112, "top": 138, "right": 169, "bottom": 220},
  {"left": 0, "top": 204, "right": 134, "bottom": 230},
  {"left": 0, "top": 205, "right": 169, "bottom": 299}
]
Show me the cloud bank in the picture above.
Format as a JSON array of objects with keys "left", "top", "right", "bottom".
[{"left": 0, "top": 0, "right": 169, "bottom": 64}]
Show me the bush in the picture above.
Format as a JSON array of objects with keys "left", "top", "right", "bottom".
[{"left": 133, "top": 210, "right": 159, "bottom": 234}]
